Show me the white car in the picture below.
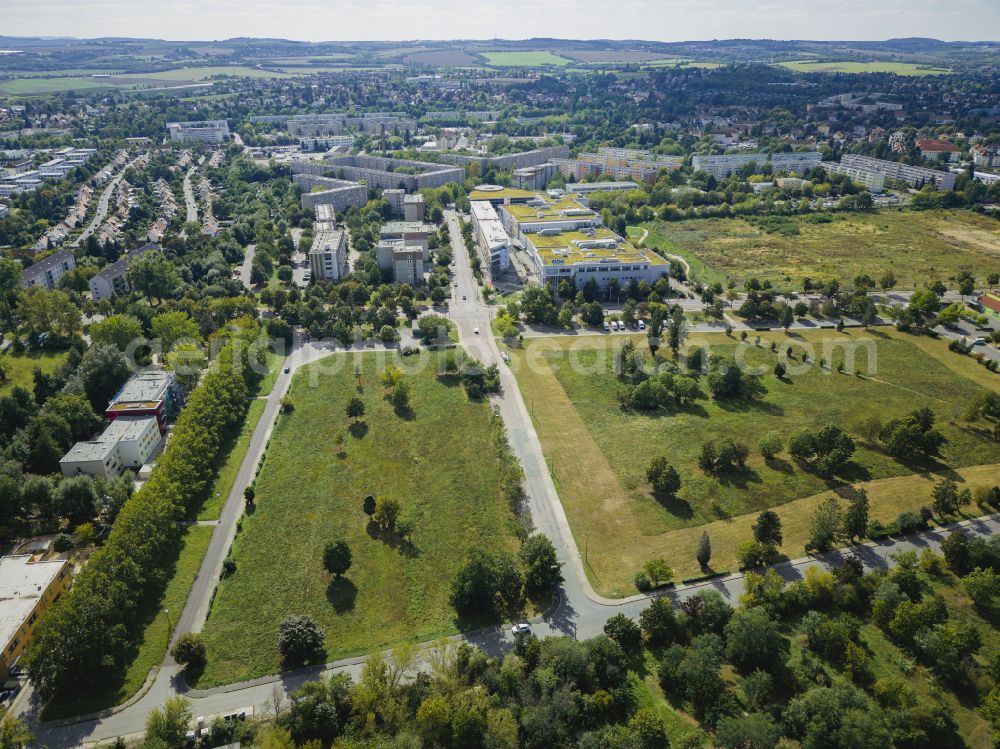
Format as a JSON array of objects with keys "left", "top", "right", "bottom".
[
  {"left": 603, "top": 321, "right": 611, "bottom": 331},
  {"left": 474, "top": 326, "right": 480, "bottom": 335},
  {"left": 637, "top": 319, "right": 645, "bottom": 330},
  {"left": 511, "top": 622, "right": 531, "bottom": 637}
]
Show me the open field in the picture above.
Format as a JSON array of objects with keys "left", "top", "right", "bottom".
[
  {"left": 562, "top": 50, "right": 681, "bottom": 64},
  {"left": 196, "top": 398, "right": 266, "bottom": 521},
  {"left": 196, "top": 351, "right": 522, "bottom": 686},
  {"left": 777, "top": 59, "right": 952, "bottom": 75},
  {"left": 404, "top": 50, "right": 480, "bottom": 67},
  {"left": 480, "top": 51, "right": 574, "bottom": 67},
  {"left": 0, "top": 348, "right": 67, "bottom": 395},
  {"left": 43, "top": 526, "right": 214, "bottom": 719},
  {"left": 643, "top": 210, "right": 1000, "bottom": 288},
  {"left": 511, "top": 328, "right": 1000, "bottom": 595},
  {"left": 0, "top": 65, "right": 292, "bottom": 96}
]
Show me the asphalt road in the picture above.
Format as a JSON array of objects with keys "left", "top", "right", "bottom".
[
  {"left": 73, "top": 155, "right": 145, "bottom": 247},
  {"left": 183, "top": 167, "right": 198, "bottom": 225}
]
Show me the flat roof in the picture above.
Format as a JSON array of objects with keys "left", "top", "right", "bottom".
[
  {"left": 60, "top": 439, "right": 118, "bottom": 463},
  {"left": 381, "top": 221, "right": 435, "bottom": 235},
  {"left": 0, "top": 556, "right": 67, "bottom": 648},
  {"left": 566, "top": 181, "right": 640, "bottom": 192},
  {"left": 504, "top": 195, "right": 597, "bottom": 224},
  {"left": 468, "top": 186, "right": 536, "bottom": 202},
  {"left": 101, "top": 415, "right": 157, "bottom": 442},
  {"left": 111, "top": 370, "right": 173, "bottom": 406},
  {"left": 529, "top": 227, "right": 668, "bottom": 268}
]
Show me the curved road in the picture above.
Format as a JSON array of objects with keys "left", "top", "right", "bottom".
[
  {"left": 17, "top": 210, "right": 999, "bottom": 746},
  {"left": 73, "top": 155, "right": 145, "bottom": 248}
]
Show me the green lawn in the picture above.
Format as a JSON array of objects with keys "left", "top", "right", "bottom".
[
  {"left": 0, "top": 348, "right": 68, "bottom": 395},
  {"left": 777, "top": 60, "right": 951, "bottom": 76},
  {"left": 480, "top": 51, "right": 574, "bottom": 67},
  {"left": 42, "top": 526, "right": 214, "bottom": 719},
  {"left": 196, "top": 351, "right": 522, "bottom": 686},
  {"left": 253, "top": 349, "right": 285, "bottom": 397},
  {"left": 197, "top": 398, "right": 266, "bottom": 521},
  {"left": 643, "top": 210, "right": 1000, "bottom": 288},
  {"left": 511, "top": 328, "right": 1000, "bottom": 595}
]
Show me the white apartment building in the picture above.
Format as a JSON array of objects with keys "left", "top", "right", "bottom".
[
  {"left": 21, "top": 250, "right": 76, "bottom": 290},
  {"left": 691, "top": 151, "right": 823, "bottom": 179},
  {"left": 375, "top": 241, "right": 425, "bottom": 285},
  {"left": 824, "top": 162, "right": 887, "bottom": 193},
  {"left": 89, "top": 242, "right": 162, "bottom": 301},
  {"left": 166, "top": 120, "right": 230, "bottom": 144},
  {"left": 308, "top": 226, "right": 349, "bottom": 282},
  {"left": 838, "top": 154, "right": 956, "bottom": 191}
]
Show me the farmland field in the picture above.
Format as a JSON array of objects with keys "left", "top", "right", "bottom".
[
  {"left": 777, "top": 60, "right": 952, "bottom": 75},
  {"left": 196, "top": 351, "right": 523, "bottom": 686},
  {"left": 404, "top": 50, "right": 480, "bottom": 67},
  {"left": 642, "top": 210, "right": 1000, "bottom": 288},
  {"left": 480, "top": 51, "right": 574, "bottom": 67},
  {"left": 562, "top": 50, "right": 681, "bottom": 64},
  {"left": 511, "top": 328, "right": 1000, "bottom": 595},
  {"left": 0, "top": 65, "right": 292, "bottom": 96}
]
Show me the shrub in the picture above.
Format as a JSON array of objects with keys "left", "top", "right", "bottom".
[
  {"left": 758, "top": 432, "right": 783, "bottom": 459},
  {"left": 277, "top": 615, "right": 326, "bottom": 665},
  {"left": 634, "top": 572, "right": 652, "bottom": 592},
  {"left": 896, "top": 511, "right": 926, "bottom": 535},
  {"left": 52, "top": 533, "right": 74, "bottom": 552},
  {"left": 171, "top": 633, "right": 206, "bottom": 669}
]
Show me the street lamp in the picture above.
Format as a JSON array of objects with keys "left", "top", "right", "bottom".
[{"left": 164, "top": 607, "right": 173, "bottom": 642}]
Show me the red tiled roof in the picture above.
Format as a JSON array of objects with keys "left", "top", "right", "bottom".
[{"left": 916, "top": 138, "right": 959, "bottom": 152}]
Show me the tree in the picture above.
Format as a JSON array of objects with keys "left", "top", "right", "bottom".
[
  {"left": 752, "top": 509, "right": 783, "bottom": 547},
  {"left": 643, "top": 558, "right": 674, "bottom": 587},
  {"left": 0, "top": 715, "right": 32, "bottom": 749},
  {"left": 696, "top": 531, "right": 712, "bottom": 568},
  {"left": 931, "top": 478, "right": 961, "bottom": 517},
  {"left": 323, "top": 539, "right": 352, "bottom": 577},
  {"left": 941, "top": 530, "right": 971, "bottom": 576},
  {"left": 809, "top": 496, "right": 842, "bottom": 552},
  {"left": 962, "top": 567, "right": 998, "bottom": 610},
  {"left": 53, "top": 476, "right": 97, "bottom": 524},
  {"left": 639, "top": 597, "right": 680, "bottom": 646},
  {"left": 725, "top": 607, "right": 785, "bottom": 673},
  {"left": 277, "top": 615, "right": 325, "bottom": 665},
  {"left": 646, "top": 456, "right": 681, "bottom": 499},
  {"left": 878, "top": 271, "right": 898, "bottom": 293},
  {"left": 171, "top": 633, "right": 206, "bottom": 670},
  {"left": 71, "top": 344, "right": 132, "bottom": 412},
  {"left": 89, "top": 314, "right": 144, "bottom": 352},
  {"left": 604, "top": 613, "right": 642, "bottom": 655},
  {"left": 666, "top": 308, "right": 687, "bottom": 355},
  {"left": 128, "top": 252, "right": 180, "bottom": 305},
  {"left": 842, "top": 489, "right": 870, "bottom": 542},
  {"left": 520, "top": 534, "right": 563, "bottom": 597},
  {"left": 44, "top": 392, "right": 101, "bottom": 441},
  {"left": 362, "top": 494, "right": 376, "bottom": 519},
  {"left": 374, "top": 496, "right": 401, "bottom": 531},
  {"left": 781, "top": 304, "right": 794, "bottom": 330},
  {"left": 145, "top": 696, "right": 193, "bottom": 749},
  {"left": 244, "top": 486, "right": 255, "bottom": 505},
  {"left": 166, "top": 343, "right": 207, "bottom": 393},
  {"left": 390, "top": 382, "right": 410, "bottom": 410},
  {"left": 417, "top": 313, "right": 451, "bottom": 344},
  {"left": 21, "top": 287, "right": 81, "bottom": 339},
  {"left": 346, "top": 397, "right": 365, "bottom": 422},
  {"left": 758, "top": 432, "right": 783, "bottom": 460},
  {"left": 151, "top": 311, "right": 201, "bottom": 352},
  {"left": 716, "top": 712, "right": 781, "bottom": 749},
  {"left": 449, "top": 548, "right": 523, "bottom": 616}
]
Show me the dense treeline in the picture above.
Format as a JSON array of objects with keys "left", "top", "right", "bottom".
[{"left": 25, "top": 320, "right": 265, "bottom": 701}]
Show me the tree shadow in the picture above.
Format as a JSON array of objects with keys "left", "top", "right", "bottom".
[
  {"left": 763, "top": 456, "right": 794, "bottom": 474},
  {"left": 715, "top": 467, "right": 763, "bottom": 489},
  {"left": 326, "top": 577, "right": 357, "bottom": 613},
  {"left": 349, "top": 421, "right": 368, "bottom": 439},
  {"left": 393, "top": 404, "right": 415, "bottom": 420},
  {"left": 653, "top": 492, "right": 694, "bottom": 519}
]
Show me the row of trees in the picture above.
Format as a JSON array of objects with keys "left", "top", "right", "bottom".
[{"left": 25, "top": 320, "right": 264, "bottom": 701}]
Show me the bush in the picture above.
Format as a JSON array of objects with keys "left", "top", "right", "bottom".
[
  {"left": 52, "top": 533, "right": 74, "bottom": 552},
  {"left": 634, "top": 572, "right": 653, "bottom": 592},
  {"left": 758, "top": 432, "right": 783, "bottom": 459},
  {"left": 896, "top": 511, "right": 927, "bottom": 535}
]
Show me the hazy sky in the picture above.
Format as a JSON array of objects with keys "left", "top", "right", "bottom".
[{"left": 3, "top": 0, "right": 998, "bottom": 43}]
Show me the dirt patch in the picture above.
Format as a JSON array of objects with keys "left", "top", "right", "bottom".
[{"left": 935, "top": 227, "right": 1000, "bottom": 255}]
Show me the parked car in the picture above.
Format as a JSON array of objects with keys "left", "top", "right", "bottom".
[
  {"left": 511, "top": 622, "right": 531, "bottom": 637},
  {"left": 637, "top": 319, "right": 646, "bottom": 330},
  {"left": 603, "top": 321, "right": 611, "bottom": 331},
  {"left": 474, "top": 326, "right": 480, "bottom": 335},
  {"left": 973, "top": 337, "right": 986, "bottom": 345}
]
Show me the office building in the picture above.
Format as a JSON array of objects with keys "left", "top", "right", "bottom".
[
  {"left": 403, "top": 194, "right": 425, "bottom": 222},
  {"left": 106, "top": 370, "right": 180, "bottom": 433},
  {"left": 565, "top": 181, "right": 640, "bottom": 194},
  {"left": 691, "top": 151, "right": 823, "bottom": 180},
  {"left": 21, "top": 250, "right": 76, "bottom": 290},
  {"left": 494, "top": 191, "right": 669, "bottom": 293},
  {"left": 379, "top": 222, "right": 435, "bottom": 256},
  {"left": 469, "top": 201, "right": 511, "bottom": 276},
  {"left": 59, "top": 415, "right": 161, "bottom": 479},
  {"left": 837, "top": 154, "right": 955, "bottom": 190},
  {"left": 166, "top": 120, "right": 230, "bottom": 144},
  {"left": 0, "top": 556, "right": 72, "bottom": 677},
  {"left": 512, "top": 163, "right": 558, "bottom": 190},
  {"left": 823, "top": 161, "right": 887, "bottom": 193},
  {"left": 88, "top": 242, "right": 162, "bottom": 301},
  {"left": 467, "top": 185, "right": 538, "bottom": 206},
  {"left": 308, "top": 225, "right": 349, "bottom": 282}
]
